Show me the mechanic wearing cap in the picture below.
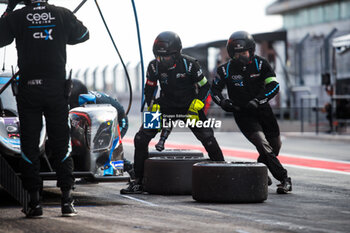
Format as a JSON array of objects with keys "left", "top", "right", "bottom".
[
  {"left": 120, "top": 31, "right": 225, "bottom": 194},
  {"left": 69, "top": 79, "right": 135, "bottom": 179},
  {"left": 211, "top": 31, "right": 292, "bottom": 194},
  {"left": 0, "top": 0, "right": 89, "bottom": 217}
]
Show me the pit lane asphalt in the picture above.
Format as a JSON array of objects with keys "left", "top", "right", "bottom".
[{"left": 1, "top": 131, "right": 350, "bottom": 233}]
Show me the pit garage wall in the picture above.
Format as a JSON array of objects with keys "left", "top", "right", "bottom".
[{"left": 286, "top": 20, "right": 350, "bottom": 104}]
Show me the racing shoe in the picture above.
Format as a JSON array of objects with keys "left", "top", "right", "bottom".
[
  {"left": 61, "top": 198, "right": 78, "bottom": 217},
  {"left": 120, "top": 180, "right": 143, "bottom": 194},
  {"left": 277, "top": 177, "right": 292, "bottom": 194},
  {"left": 22, "top": 203, "right": 43, "bottom": 218}
]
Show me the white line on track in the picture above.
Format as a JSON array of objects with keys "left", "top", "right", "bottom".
[{"left": 119, "top": 194, "right": 158, "bottom": 207}]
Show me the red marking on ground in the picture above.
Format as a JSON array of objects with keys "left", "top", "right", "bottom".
[{"left": 122, "top": 137, "right": 350, "bottom": 173}]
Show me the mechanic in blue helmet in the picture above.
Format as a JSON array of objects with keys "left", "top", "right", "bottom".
[
  {"left": 120, "top": 31, "right": 225, "bottom": 194},
  {"left": 69, "top": 79, "right": 134, "bottom": 178},
  {"left": 211, "top": 31, "right": 292, "bottom": 194},
  {"left": 0, "top": 0, "right": 89, "bottom": 217}
]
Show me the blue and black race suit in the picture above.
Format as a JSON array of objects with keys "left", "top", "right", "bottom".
[
  {"left": 0, "top": 2, "right": 89, "bottom": 192},
  {"left": 211, "top": 55, "right": 288, "bottom": 181},
  {"left": 211, "top": 55, "right": 279, "bottom": 107},
  {"left": 134, "top": 54, "right": 224, "bottom": 181}
]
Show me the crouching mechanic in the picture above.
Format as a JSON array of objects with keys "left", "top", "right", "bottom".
[
  {"left": 69, "top": 79, "right": 135, "bottom": 178},
  {"left": 0, "top": 0, "right": 89, "bottom": 217},
  {"left": 120, "top": 31, "right": 225, "bottom": 194},
  {"left": 211, "top": 31, "right": 292, "bottom": 194}
]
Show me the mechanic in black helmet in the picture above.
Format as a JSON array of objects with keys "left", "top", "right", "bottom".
[
  {"left": 120, "top": 31, "right": 225, "bottom": 194},
  {"left": 69, "top": 79, "right": 135, "bottom": 179},
  {"left": 0, "top": 0, "right": 89, "bottom": 217},
  {"left": 211, "top": 31, "right": 292, "bottom": 194}
]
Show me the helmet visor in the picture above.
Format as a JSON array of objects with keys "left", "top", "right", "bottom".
[
  {"left": 156, "top": 55, "right": 176, "bottom": 69},
  {"left": 233, "top": 50, "right": 251, "bottom": 65}
]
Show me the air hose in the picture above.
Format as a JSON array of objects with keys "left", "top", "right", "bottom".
[
  {"left": 94, "top": 0, "right": 133, "bottom": 115},
  {"left": 73, "top": 0, "right": 88, "bottom": 14},
  {"left": 130, "top": 0, "right": 145, "bottom": 112},
  {"left": 1, "top": 47, "right": 6, "bottom": 72}
]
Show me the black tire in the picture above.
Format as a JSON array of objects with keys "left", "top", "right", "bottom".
[
  {"left": 192, "top": 161, "right": 268, "bottom": 203},
  {"left": 148, "top": 149, "right": 204, "bottom": 158},
  {"left": 144, "top": 156, "right": 208, "bottom": 195}
]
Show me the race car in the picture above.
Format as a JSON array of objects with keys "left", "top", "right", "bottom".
[{"left": 0, "top": 72, "right": 129, "bottom": 183}]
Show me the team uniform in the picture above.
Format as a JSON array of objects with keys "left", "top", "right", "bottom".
[
  {"left": 120, "top": 31, "right": 224, "bottom": 194},
  {"left": 134, "top": 55, "right": 224, "bottom": 181},
  {"left": 211, "top": 55, "right": 289, "bottom": 184},
  {"left": 0, "top": 1, "right": 89, "bottom": 216}
]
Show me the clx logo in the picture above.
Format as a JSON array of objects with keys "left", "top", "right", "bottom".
[
  {"left": 143, "top": 111, "right": 161, "bottom": 129},
  {"left": 33, "top": 29, "right": 53, "bottom": 40}
]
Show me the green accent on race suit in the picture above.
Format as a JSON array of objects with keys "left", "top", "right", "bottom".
[
  {"left": 198, "top": 77, "right": 208, "bottom": 87},
  {"left": 265, "top": 77, "right": 277, "bottom": 84}
]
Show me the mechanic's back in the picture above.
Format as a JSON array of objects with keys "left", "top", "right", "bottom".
[{"left": 0, "top": 0, "right": 89, "bottom": 78}]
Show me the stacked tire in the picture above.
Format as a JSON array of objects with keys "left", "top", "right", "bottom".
[{"left": 143, "top": 150, "right": 206, "bottom": 195}]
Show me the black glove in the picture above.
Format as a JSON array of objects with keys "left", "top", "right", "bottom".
[
  {"left": 246, "top": 98, "right": 259, "bottom": 110},
  {"left": 1, "top": 0, "right": 23, "bottom": 18},
  {"left": 220, "top": 99, "right": 239, "bottom": 112}
]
